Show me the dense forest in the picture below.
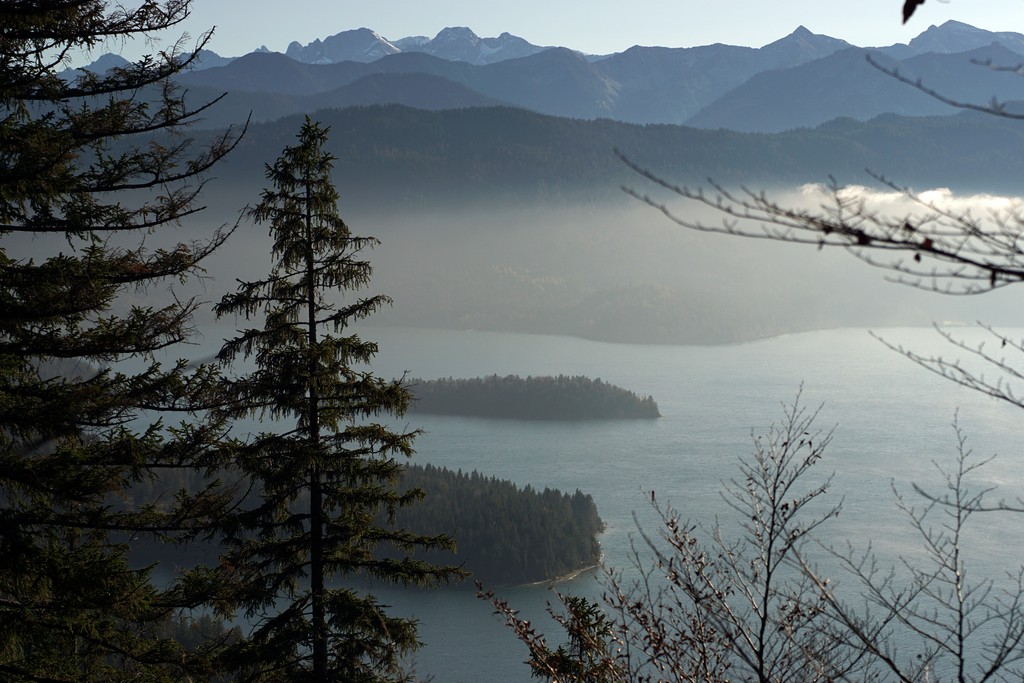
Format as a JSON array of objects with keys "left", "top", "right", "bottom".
[
  {"left": 127, "top": 461, "right": 605, "bottom": 586},
  {"left": 409, "top": 374, "right": 661, "bottom": 420},
  {"left": 388, "top": 464, "right": 605, "bottom": 585}
]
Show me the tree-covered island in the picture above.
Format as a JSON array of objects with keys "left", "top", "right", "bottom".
[
  {"left": 129, "top": 462, "right": 605, "bottom": 587},
  {"left": 409, "top": 374, "right": 661, "bottom": 420}
]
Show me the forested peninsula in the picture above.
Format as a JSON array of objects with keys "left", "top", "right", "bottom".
[
  {"left": 129, "top": 462, "right": 604, "bottom": 587},
  {"left": 390, "top": 464, "right": 604, "bottom": 585},
  {"left": 409, "top": 374, "right": 660, "bottom": 420}
]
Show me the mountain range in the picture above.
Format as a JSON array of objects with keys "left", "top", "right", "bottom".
[
  {"left": 74, "top": 22, "right": 1024, "bottom": 345},
  {"left": 73, "top": 20, "right": 1024, "bottom": 132},
  {"left": 283, "top": 27, "right": 549, "bottom": 65},
  {"left": 171, "top": 24, "right": 852, "bottom": 126}
]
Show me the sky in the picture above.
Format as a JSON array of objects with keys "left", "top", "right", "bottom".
[{"left": 99, "top": 0, "right": 1024, "bottom": 61}]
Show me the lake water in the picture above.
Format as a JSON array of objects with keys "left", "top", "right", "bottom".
[{"left": 335, "top": 325, "right": 1024, "bottom": 682}]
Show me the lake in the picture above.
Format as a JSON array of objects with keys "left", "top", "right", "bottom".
[{"left": 333, "top": 325, "right": 1024, "bottom": 682}]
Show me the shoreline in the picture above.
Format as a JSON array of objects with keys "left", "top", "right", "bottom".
[{"left": 524, "top": 559, "right": 602, "bottom": 587}]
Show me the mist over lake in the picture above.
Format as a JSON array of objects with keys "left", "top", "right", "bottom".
[{"left": 349, "top": 325, "right": 1024, "bottom": 682}]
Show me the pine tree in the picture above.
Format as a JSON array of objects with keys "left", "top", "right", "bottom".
[
  {"left": 0, "top": 2, "right": 243, "bottom": 681},
  {"left": 214, "top": 117, "right": 458, "bottom": 683}
]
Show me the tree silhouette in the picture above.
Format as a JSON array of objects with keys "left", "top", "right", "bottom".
[
  {"left": 0, "top": 2, "right": 244, "bottom": 680},
  {"left": 214, "top": 117, "right": 459, "bottom": 683}
]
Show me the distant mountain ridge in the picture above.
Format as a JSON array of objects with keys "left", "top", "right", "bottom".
[
  {"left": 285, "top": 28, "right": 400, "bottom": 64},
  {"left": 880, "top": 19, "right": 1024, "bottom": 57},
  {"left": 71, "top": 20, "right": 1024, "bottom": 132},
  {"left": 174, "top": 25, "right": 855, "bottom": 126},
  {"left": 76, "top": 19, "right": 1022, "bottom": 70},
  {"left": 285, "top": 26, "right": 550, "bottom": 65},
  {"left": 212, "top": 104, "right": 1024, "bottom": 210},
  {"left": 687, "top": 42, "right": 1024, "bottom": 132}
]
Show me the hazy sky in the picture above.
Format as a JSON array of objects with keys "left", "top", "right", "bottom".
[{"left": 104, "top": 0, "right": 1023, "bottom": 60}]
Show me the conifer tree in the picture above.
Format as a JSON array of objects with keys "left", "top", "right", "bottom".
[
  {"left": 214, "top": 117, "right": 458, "bottom": 683},
  {"left": 0, "top": 1, "right": 243, "bottom": 681}
]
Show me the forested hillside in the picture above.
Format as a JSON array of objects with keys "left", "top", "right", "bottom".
[
  {"left": 391, "top": 464, "right": 605, "bottom": 585},
  {"left": 211, "top": 105, "right": 1024, "bottom": 210},
  {"left": 409, "top": 374, "right": 660, "bottom": 420}
]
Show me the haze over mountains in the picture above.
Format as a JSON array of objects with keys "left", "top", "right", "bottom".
[{"left": 71, "top": 20, "right": 1024, "bottom": 345}]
